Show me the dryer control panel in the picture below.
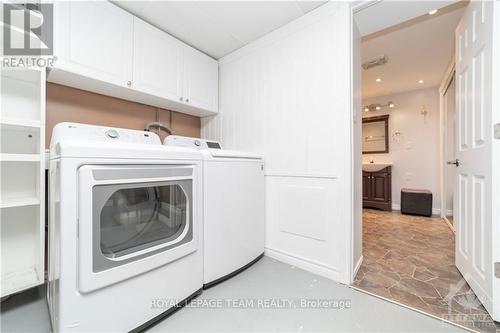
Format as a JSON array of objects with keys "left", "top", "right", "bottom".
[
  {"left": 50, "top": 122, "right": 161, "bottom": 149},
  {"left": 164, "top": 135, "right": 222, "bottom": 150}
]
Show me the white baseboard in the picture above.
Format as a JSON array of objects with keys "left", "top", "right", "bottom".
[
  {"left": 264, "top": 247, "right": 344, "bottom": 283},
  {"left": 444, "top": 216, "right": 455, "bottom": 232},
  {"left": 352, "top": 255, "right": 363, "bottom": 282},
  {"left": 432, "top": 208, "right": 441, "bottom": 215}
]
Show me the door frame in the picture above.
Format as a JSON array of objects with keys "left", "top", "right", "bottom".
[
  {"left": 438, "top": 60, "right": 456, "bottom": 230},
  {"left": 490, "top": 0, "right": 500, "bottom": 321},
  {"left": 348, "top": 0, "right": 373, "bottom": 283},
  {"left": 347, "top": 0, "right": 450, "bottom": 283},
  {"left": 349, "top": 0, "right": 500, "bottom": 320}
]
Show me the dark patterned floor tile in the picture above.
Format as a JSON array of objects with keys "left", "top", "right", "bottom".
[
  {"left": 379, "top": 257, "right": 416, "bottom": 276},
  {"left": 413, "top": 267, "right": 436, "bottom": 282},
  {"left": 398, "top": 278, "right": 441, "bottom": 298},
  {"left": 353, "top": 209, "right": 499, "bottom": 333},
  {"left": 388, "top": 286, "right": 429, "bottom": 310},
  {"left": 356, "top": 278, "right": 391, "bottom": 299},
  {"left": 362, "top": 270, "right": 399, "bottom": 288}
]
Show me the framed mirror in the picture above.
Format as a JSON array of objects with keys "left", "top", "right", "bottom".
[{"left": 362, "top": 115, "right": 389, "bottom": 154}]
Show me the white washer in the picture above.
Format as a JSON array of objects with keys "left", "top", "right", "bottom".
[
  {"left": 164, "top": 135, "right": 265, "bottom": 288},
  {"left": 48, "top": 123, "right": 203, "bottom": 332}
]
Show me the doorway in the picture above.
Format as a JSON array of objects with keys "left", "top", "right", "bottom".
[
  {"left": 350, "top": 2, "right": 499, "bottom": 332},
  {"left": 442, "top": 71, "right": 456, "bottom": 228}
]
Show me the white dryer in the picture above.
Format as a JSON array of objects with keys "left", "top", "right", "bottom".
[
  {"left": 164, "top": 136, "right": 265, "bottom": 288},
  {"left": 48, "top": 123, "right": 203, "bottom": 332}
]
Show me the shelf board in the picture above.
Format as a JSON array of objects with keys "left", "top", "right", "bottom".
[
  {"left": 0, "top": 197, "right": 40, "bottom": 209},
  {"left": 1, "top": 267, "right": 43, "bottom": 298},
  {"left": 0, "top": 154, "right": 41, "bottom": 162},
  {"left": 0, "top": 118, "right": 41, "bottom": 128}
]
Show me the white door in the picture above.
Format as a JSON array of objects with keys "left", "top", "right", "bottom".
[
  {"left": 184, "top": 47, "right": 218, "bottom": 113},
  {"left": 454, "top": 0, "right": 496, "bottom": 319},
  {"left": 54, "top": 2, "right": 133, "bottom": 87},
  {"left": 132, "top": 18, "right": 184, "bottom": 102}
]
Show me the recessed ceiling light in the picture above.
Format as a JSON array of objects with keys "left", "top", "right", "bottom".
[
  {"left": 429, "top": 9, "right": 438, "bottom": 15},
  {"left": 375, "top": 106, "right": 381, "bottom": 110},
  {"left": 418, "top": 79, "right": 424, "bottom": 84},
  {"left": 375, "top": 78, "right": 382, "bottom": 82},
  {"left": 389, "top": 102, "right": 395, "bottom": 108},
  {"left": 364, "top": 107, "right": 370, "bottom": 112}
]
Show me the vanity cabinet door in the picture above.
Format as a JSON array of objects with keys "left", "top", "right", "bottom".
[
  {"left": 362, "top": 172, "right": 372, "bottom": 200},
  {"left": 362, "top": 167, "right": 392, "bottom": 211},
  {"left": 372, "top": 172, "right": 389, "bottom": 202}
]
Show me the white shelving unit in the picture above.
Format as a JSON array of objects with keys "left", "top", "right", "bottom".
[{"left": 1, "top": 67, "right": 46, "bottom": 297}]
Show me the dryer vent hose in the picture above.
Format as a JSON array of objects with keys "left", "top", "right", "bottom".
[{"left": 144, "top": 122, "right": 175, "bottom": 136}]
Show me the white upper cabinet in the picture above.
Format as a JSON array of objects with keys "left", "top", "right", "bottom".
[
  {"left": 184, "top": 47, "right": 218, "bottom": 113},
  {"left": 133, "top": 18, "right": 183, "bottom": 102},
  {"left": 53, "top": 1, "right": 133, "bottom": 87},
  {"left": 50, "top": 1, "right": 218, "bottom": 116}
]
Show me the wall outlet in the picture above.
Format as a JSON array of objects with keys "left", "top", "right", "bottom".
[{"left": 405, "top": 172, "right": 413, "bottom": 182}]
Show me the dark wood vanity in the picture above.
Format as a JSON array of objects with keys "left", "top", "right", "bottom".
[
  {"left": 362, "top": 166, "right": 392, "bottom": 211},
  {"left": 362, "top": 114, "right": 392, "bottom": 211}
]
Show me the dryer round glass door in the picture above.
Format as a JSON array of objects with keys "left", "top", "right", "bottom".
[
  {"left": 77, "top": 164, "right": 199, "bottom": 293},
  {"left": 98, "top": 183, "right": 190, "bottom": 260}
]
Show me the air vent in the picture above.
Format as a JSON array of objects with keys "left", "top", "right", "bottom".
[{"left": 362, "top": 55, "right": 388, "bottom": 70}]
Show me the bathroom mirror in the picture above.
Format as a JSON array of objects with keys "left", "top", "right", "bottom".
[{"left": 362, "top": 115, "right": 389, "bottom": 154}]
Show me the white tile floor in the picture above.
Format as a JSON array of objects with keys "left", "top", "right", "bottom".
[{"left": 1, "top": 257, "right": 467, "bottom": 332}]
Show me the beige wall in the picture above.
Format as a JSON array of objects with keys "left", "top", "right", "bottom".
[
  {"left": 362, "top": 86, "right": 440, "bottom": 212},
  {"left": 46, "top": 83, "right": 200, "bottom": 147}
]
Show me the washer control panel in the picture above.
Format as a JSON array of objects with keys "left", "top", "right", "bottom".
[{"left": 164, "top": 135, "right": 222, "bottom": 150}]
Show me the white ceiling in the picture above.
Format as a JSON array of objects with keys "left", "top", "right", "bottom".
[
  {"left": 354, "top": 1, "right": 457, "bottom": 37},
  {"left": 114, "top": 1, "right": 326, "bottom": 59},
  {"left": 361, "top": 3, "right": 466, "bottom": 99}
]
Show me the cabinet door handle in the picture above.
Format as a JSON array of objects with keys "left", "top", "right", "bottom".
[
  {"left": 126, "top": 81, "right": 132, "bottom": 87},
  {"left": 180, "top": 97, "right": 183, "bottom": 101},
  {"left": 186, "top": 98, "right": 189, "bottom": 103},
  {"left": 447, "top": 159, "right": 460, "bottom": 167}
]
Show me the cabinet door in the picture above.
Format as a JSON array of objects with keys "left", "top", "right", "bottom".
[
  {"left": 54, "top": 2, "right": 133, "bottom": 87},
  {"left": 372, "top": 172, "right": 389, "bottom": 202},
  {"left": 184, "top": 47, "right": 218, "bottom": 113},
  {"left": 362, "top": 173, "right": 371, "bottom": 200},
  {"left": 133, "top": 18, "right": 183, "bottom": 101}
]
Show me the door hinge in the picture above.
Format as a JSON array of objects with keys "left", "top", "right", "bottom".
[
  {"left": 495, "top": 262, "right": 500, "bottom": 278},
  {"left": 495, "top": 124, "right": 500, "bottom": 139}
]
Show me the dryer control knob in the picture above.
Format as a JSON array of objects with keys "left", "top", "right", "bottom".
[{"left": 106, "top": 129, "right": 119, "bottom": 139}]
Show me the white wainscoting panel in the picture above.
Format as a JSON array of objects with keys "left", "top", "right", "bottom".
[
  {"left": 274, "top": 180, "right": 330, "bottom": 242},
  {"left": 265, "top": 176, "right": 346, "bottom": 282},
  {"left": 201, "top": 2, "right": 352, "bottom": 283}
]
